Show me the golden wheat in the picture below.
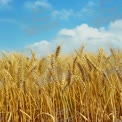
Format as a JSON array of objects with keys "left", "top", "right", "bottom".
[{"left": 0, "top": 47, "right": 121, "bottom": 122}]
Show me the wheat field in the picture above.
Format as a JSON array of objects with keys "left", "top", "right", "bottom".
[{"left": 0, "top": 46, "right": 122, "bottom": 122}]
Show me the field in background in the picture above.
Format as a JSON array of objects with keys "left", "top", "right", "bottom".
[{"left": 0, "top": 46, "right": 122, "bottom": 122}]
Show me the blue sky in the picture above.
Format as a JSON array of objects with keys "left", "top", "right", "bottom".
[{"left": 0, "top": 0, "right": 122, "bottom": 55}]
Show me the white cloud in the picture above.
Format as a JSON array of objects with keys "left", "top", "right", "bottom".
[
  {"left": 26, "top": 19, "right": 122, "bottom": 56},
  {"left": 52, "top": 9, "right": 74, "bottom": 20},
  {"left": 0, "top": 0, "right": 11, "bottom": 5},
  {"left": 109, "top": 19, "right": 122, "bottom": 32},
  {"left": 26, "top": 40, "right": 51, "bottom": 56},
  {"left": 24, "top": 0, "right": 52, "bottom": 9},
  {"left": 0, "top": 0, "right": 12, "bottom": 9},
  {"left": 51, "top": 1, "right": 97, "bottom": 20},
  {"left": 81, "top": 1, "right": 96, "bottom": 15},
  {"left": 87, "top": 1, "right": 95, "bottom": 7}
]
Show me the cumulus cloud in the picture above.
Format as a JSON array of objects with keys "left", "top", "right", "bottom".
[
  {"left": 26, "top": 40, "right": 51, "bottom": 56},
  {"left": 26, "top": 19, "right": 122, "bottom": 56},
  {"left": 24, "top": 0, "right": 52, "bottom": 9}
]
